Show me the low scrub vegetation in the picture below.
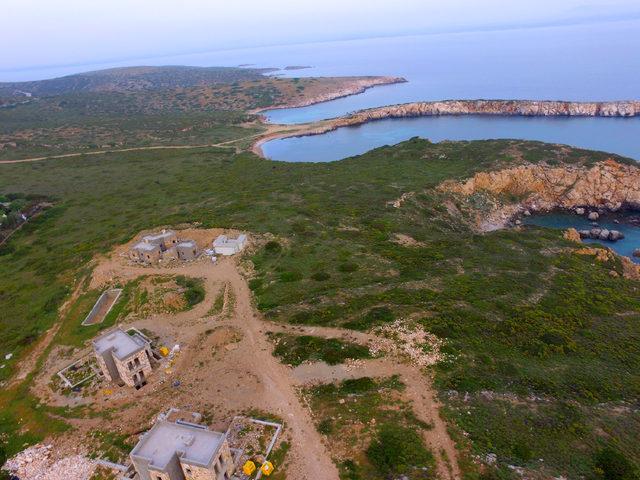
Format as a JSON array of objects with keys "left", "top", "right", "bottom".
[
  {"left": 269, "top": 332, "right": 372, "bottom": 366},
  {"left": 304, "top": 376, "right": 436, "bottom": 479},
  {"left": 0, "top": 137, "right": 637, "bottom": 479}
]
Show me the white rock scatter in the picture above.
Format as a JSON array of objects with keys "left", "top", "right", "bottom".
[
  {"left": 371, "top": 319, "right": 444, "bottom": 367},
  {"left": 3, "top": 444, "right": 96, "bottom": 480}
]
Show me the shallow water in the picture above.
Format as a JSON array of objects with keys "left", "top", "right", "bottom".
[
  {"left": 523, "top": 213, "right": 640, "bottom": 262},
  {"left": 261, "top": 115, "right": 640, "bottom": 163}
]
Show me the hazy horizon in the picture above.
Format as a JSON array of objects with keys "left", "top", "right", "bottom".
[{"left": 3, "top": 0, "right": 640, "bottom": 82}]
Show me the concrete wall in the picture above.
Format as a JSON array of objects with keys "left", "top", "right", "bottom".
[
  {"left": 182, "top": 463, "right": 216, "bottom": 480},
  {"left": 177, "top": 244, "right": 198, "bottom": 261},
  {"left": 95, "top": 351, "right": 117, "bottom": 383}
]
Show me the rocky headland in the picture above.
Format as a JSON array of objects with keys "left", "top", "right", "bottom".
[
  {"left": 255, "top": 76, "right": 407, "bottom": 112},
  {"left": 341, "top": 100, "right": 640, "bottom": 125},
  {"left": 257, "top": 99, "right": 640, "bottom": 153},
  {"left": 440, "top": 158, "right": 640, "bottom": 275},
  {"left": 440, "top": 159, "right": 640, "bottom": 231}
]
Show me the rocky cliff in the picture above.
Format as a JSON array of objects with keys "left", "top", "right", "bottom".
[
  {"left": 265, "top": 99, "right": 640, "bottom": 144},
  {"left": 444, "top": 159, "right": 640, "bottom": 212},
  {"left": 341, "top": 99, "right": 640, "bottom": 124}
]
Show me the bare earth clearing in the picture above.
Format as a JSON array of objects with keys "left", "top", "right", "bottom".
[{"left": 16, "top": 227, "right": 462, "bottom": 480}]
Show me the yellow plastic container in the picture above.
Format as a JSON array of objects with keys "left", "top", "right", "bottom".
[
  {"left": 242, "top": 460, "right": 256, "bottom": 475},
  {"left": 261, "top": 461, "right": 274, "bottom": 476},
  {"left": 159, "top": 346, "right": 170, "bottom": 357}
]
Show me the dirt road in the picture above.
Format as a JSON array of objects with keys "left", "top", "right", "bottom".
[
  {"left": 87, "top": 254, "right": 340, "bottom": 480},
  {"left": 23, "top": 229, "right": 459, "bottom": 479}
]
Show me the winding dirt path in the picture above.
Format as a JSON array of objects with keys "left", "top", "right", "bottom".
[
  {"left": 88, "top": 256, "right": 340, "bottom": 480},
  {"left": 20, "top": 235, "right": 459, "bottom": 479},
  {"left": 0, "top": 131, "right": 271, "bottom": 164}
]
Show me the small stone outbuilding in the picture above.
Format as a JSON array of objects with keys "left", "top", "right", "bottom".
[
  {"left": 143, "top": 230, "right": 178, "bottom": 250},
  {"left": 130, "top": 419, "right": 235, "bottom": 480},
  {"left": 176, "top": 240, "right": 199, "bottom": 261},
  {"left": 130, "top": 242, "right": 162, "bottom": 263},
  {"left": 93, "top": 329, "right": 153, "bottom": 389}
]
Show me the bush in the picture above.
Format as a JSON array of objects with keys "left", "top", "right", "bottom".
[
  {"left": 318, "top": 418, "right": 333, "bottom": 435},
  {"left": 264, "top": 240, "right": 282, "bottom": 253},
  {"left": 366, "top": 423, "right": 434, "bottom": 475},
  {"left": 311, "top": 271, "right": 330, "bottom": 281},
  {"left": 175, "top": 276, "right": 205, "bottom": 307},
  {"left": 338, "top": 262, "right": 359, "bottom": 273},
  {"left": 595, "top": 447, "right": 639, "bottom": 480},
  {"left": 279, "top": 271, "right": 302, "bottom": 282}
]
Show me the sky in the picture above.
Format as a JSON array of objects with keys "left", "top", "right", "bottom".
[{"left": 3, "top": 0, "right": 640, "bottom": 80}]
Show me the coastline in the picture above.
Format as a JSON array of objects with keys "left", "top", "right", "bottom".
[
  {"left": 251, "top": 76, "right": 407, "bottom": 114},
  {"left": 253, "top": 99, "right": 640, "bottom": 159}
]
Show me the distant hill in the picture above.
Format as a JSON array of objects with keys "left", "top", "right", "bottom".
[{"left": 0, "top": 65, "right": 274, "bottom": 97}]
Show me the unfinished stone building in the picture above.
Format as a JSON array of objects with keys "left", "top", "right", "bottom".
[
  {"left": 92, "top": 329, "right": 153, "bottom": 389},
  {"left": 130, "top": 229, "right": 204, "bottom": 264},
  {"left": 176, "top": 240, "right": 199, "bottom": 261},
  {"left": 130, "top": 419, "right": 235, "bottom": 480},
  {"left": 213, "top": 234, "right": 247, "bottom": 256},
  {"left": 144, "top": 230, "right": 179, "bottom": 250}
]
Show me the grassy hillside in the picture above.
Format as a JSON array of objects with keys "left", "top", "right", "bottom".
[
  {"left": 0, "top": 65, "right": 271, "bottom": 97},
  {"left": 0, "top": 75, "right": 381, "bottom": 160},
  {"left": 0, "top": 139, "right": 638, "bottom": 478}
]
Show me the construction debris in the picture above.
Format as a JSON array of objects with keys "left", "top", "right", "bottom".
[
  {"left": 371, "top": 319, "right": 444, "bottom": 367},
  {"left": 3, "top": 444, "right": 96, "bottom": 480}
]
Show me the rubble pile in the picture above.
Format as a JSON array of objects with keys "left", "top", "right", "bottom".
[
  {"left": 371, "top": 320, "right": 444, "bottom": 367},
  {"left": 3, "top": 444, "right": 96, "bottom": 480}
]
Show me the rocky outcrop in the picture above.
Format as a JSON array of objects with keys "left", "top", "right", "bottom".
[
  {"left": 578, "top": 228, "right": 625, "bottom": 242},
  {"left": 261, "top": 98, "right": 640, "bottom": 145},
  {"left": 338, "top": 99, "right": 640, "bottom": 125},
  {"left": 443, "top": 159, "right": 640, "bottom": 214},
  {"left": 259, "top": 76, "right": 407, "bottom": 112}
]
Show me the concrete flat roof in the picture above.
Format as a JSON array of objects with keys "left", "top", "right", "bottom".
[
  {"left": 177, "top": 240, "right": 196, "bottom": 248},
  {"left": 93, "top": 329, "right": 146, "bottom": 360},
  {"left": 132, "top": 241, "right": 159, "bottom": 252},
  {"left": 131, "top": 420, "right": 225, "bottom": 469},
  {"left": 214, "top": 234, "right": 246, "bottom": 246},
  {"left": 143, "top": 230, "right": 176, "bottom": 243}
]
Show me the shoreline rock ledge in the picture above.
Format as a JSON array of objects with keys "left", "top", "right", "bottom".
[
  {"left": 444, "top": 159, "right": 640, "bottom": 212},
  {"left": 440, "top": 159, "right": 640, "bottom": 232}
]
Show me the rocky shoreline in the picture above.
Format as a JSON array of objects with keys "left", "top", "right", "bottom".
[
  {"left": 255, "top": 99, "right": 640, "bottom": 156},
  {"left": 254, "top": 76, "right": 407, "bottom": 113},
  {"left": 441, "top": 159, "right": 640, "bottom": 231}
]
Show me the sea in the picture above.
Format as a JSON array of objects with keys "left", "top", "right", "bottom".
[
  {"left": 5, "top": 19, "right": 640, "bottom": 258},
  {"left": 34, "top": 18, "right": 633, "bottom": 163}
]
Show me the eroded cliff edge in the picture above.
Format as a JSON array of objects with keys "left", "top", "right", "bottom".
[{"left": 439, "top": 158, "right": 640, "bottom": 277}]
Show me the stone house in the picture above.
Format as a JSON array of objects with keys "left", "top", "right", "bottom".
[
  {"left": 130, "top": 230, "right": 178, "bottom": 263},
  {"left": 92, "top": 329, "right": 153, "bottom": 389},
  {"left": 130, "top": 242, "right": 162, "bottom": 263},
  {"left": 212, "top": 234, "right": 247, "bottom": 256},
  {"left": 143, "top": 230, "right": 178, "bottom": 250},
  {"left": 130, "top": 419, "right": 235, "bottom": 480},
  {"left": 176, "top": 240, "right": 199, "bottom": 261}
]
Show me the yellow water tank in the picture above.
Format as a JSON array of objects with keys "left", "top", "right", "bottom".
[
  {"left": 242, "top": 460, "right": 256, "bottom": 475},
  {"left": 261, "top": 461, "right": 274, "bottom": 476},
  {"left": 159, "top": 346, "right": 170, "bottom": 357}
]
